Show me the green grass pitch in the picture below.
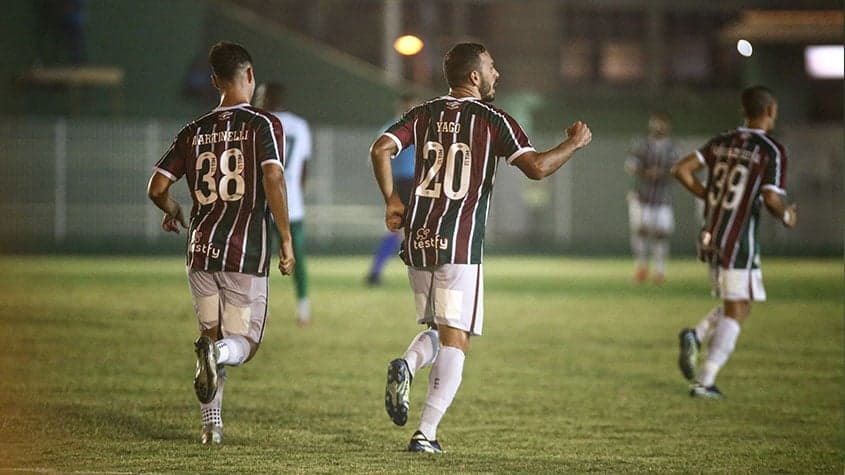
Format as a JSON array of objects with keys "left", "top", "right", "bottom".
[{"left": 0, "top": 255, "right": 841, "bottom": 473}]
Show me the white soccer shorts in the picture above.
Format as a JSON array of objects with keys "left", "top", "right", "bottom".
[
  {"left": 710, "top": 266, "right": 767, "bottom": 302},
  {"left": 408, "top": 264, "right": 484, "bottom": 336},
  {"left": 628, "top": 195, "right": 674, "bottom": 235},
  {"left": 187, "top": 269, "right": 269, "bottom": 343}
]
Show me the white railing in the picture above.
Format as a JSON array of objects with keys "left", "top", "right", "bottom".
[{"left": 1, "top": 117, "right": 840, "bottom": 253}]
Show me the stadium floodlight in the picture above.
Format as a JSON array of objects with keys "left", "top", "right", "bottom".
[
  {"left": 736, "top": 39, "right": 753, "bottom": 57},
  {"left": 394, "top": 35, "right": 424, "bottom": 56},
  {"left": 804, "top": 45, "right": 844, "bottom": 79}
]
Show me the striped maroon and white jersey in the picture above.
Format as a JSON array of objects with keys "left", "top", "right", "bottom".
[
  {"left": 384, "top": 96, "right": 535, "bottom": 266},
  {"left": 155, "top": 103, "right": 285, "bottom": 276},
  {"left": 696, "top": 126, "right": 788, "bottom": 269},
  {"left": 627, "top": 137, "right": 679, "bottom": 205}
]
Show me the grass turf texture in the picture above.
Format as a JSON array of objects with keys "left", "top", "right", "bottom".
[{"left": 0, "top": 255, "right": 841, "bottom": 473}]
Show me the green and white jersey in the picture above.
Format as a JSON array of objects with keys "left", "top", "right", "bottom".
[{"left": 272, "top": 111, "right": 311, "bottom": 222}]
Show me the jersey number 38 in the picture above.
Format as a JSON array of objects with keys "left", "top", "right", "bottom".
[{"left": 195, "top": 148, "right": 246, "bottom": 205}]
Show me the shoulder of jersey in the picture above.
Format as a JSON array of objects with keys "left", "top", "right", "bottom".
[
  {"left": 237, "top": 105, "right": 274, "bottom": 118},
  {"left": 244, "top": 106, "right": 285, "bottom": 129},
  {"left": 762, "top": 133, "right": 785, "bottom": 151},
  {"left": 723, "top": 128, "right": 739, "bottom": 137},
  {"left": 471, "top": 100, "right": 513, "bottom": 122}
]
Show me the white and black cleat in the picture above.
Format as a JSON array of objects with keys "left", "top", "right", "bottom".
[
  {"left": 201, "top": 423, "right": 223, "bottom": 445},
  {"left": 690, "top": 383, "right": 724, "bottom": 399},
  {"left": 678, "top": 328, "right": 700, "bottom": 381},
  {"left": 407, "top": 430, "right": 443, "bottom": 453},
  {"left": 194, "top": 336, "right": 219, "bottom": 404},
  {"left": 385, "top": 358, "right": 412, "bottom": 426}
]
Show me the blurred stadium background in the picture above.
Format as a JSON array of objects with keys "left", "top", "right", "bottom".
[
  {"left": 0, "top": 0, "right": 841, "bottom": 256},
  {"left": 1, "top": 2, "right": 843, "bottom": 472}
]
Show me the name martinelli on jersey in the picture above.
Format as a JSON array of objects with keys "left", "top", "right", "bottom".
[{"left": 191, "top": 129, "right": 249, "bottom": 146}]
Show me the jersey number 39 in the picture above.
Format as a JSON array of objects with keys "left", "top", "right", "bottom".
[{"left": 708, "top": 161, "right": 749, "bottom": 211}]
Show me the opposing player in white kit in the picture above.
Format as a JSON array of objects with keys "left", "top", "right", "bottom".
[
  {"left": 256, "top": 81, "right": 313, "bottom": 326},
  {"left": 370, "top": 43, "right": 592, "bottom": 452},
  {"left": 147, "top": 41, "right": 295, "bottom": 444},
  {"left": 625, "top": 112, "right": 679, "bottom": 284},
  {"left": 672, "top": 85, "right": 797, "bottom": 398}
]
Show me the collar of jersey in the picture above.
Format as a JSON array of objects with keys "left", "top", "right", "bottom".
[
  {"left": 213, "top": 103, "right": 251, "bottom": 111},
  {"left": 442, "top": 95, "right": 477, "bottom": 101},
  {"left": 737, "top": 126, "right": 767, "bottom": 134}
]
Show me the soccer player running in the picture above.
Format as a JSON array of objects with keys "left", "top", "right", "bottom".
[
  {"left": 672, "top": 85, "right": 797, "bottom": 399},
  {"left": 147, "top": 41, "right": 295, "bottom": 444},
  {"left": 625, "top": 112, "right": 679, "bottom": 284},
  {"left": 255, "top": 81, "right": 313, "bottom": 326},
  {"left": 370, "top": 42, "right": 592, "bottom": 452}
]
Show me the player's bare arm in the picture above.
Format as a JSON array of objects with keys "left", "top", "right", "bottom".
[
  {"left": 370, "top": 135, "right": 405, "bottom": 231},
  {"left": 671, "top": 153, "right": 707, "bottom": 199},
  {"left": 512, "top": 121, "right": 592, "bottom": 180},
  {"left": 762, "top": 188, "right": 798, "bottom": 228},
  {"left": 262, "top": 163, "right": 296, "bottom": 275},
  {"left": 147, "top": 172, "right": 187, "bottom": 233}
]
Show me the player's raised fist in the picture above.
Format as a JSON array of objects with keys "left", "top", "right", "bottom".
[{"left": 566, "top": 121, "right": 592, "bottom": 149}]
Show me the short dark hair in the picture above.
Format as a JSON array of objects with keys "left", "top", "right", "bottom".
[
  {"left": 741, "top": 85, "right": 776, "bottom": 119},
  {"left": 443, "top": 43, "right": 486, "bottom": 88},
  {"left": 208, "top": 41, "right": 253, "bottom": 83}
]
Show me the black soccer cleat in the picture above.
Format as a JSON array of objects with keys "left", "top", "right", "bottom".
[{"left": 407, "top": 430, "right": 443, "bottom": 453}]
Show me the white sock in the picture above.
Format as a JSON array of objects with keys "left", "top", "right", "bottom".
[
  {"left": 216, "top": 336, "right": 250, "bottom": 366},
  {"left": 297, "top": 298, "right": 310, "bottom": 322},
  {"left": 697, "top": 316, "right": 741, "bottom": 387},
  {"left": 651, "top": 238, "right": 669, "bottom": 276},
  {"left": 631, "top": 234, "right": 647, "bottom": 267},
  {"left": 403, "top": 329, "right": 440, "bottom": 378},
  {"left": 418, "top": 346, "right": 464, "bottom": 441},
  {"left": 695, "top": 306, "right": 723, "bottom": 343},
  {"left": 201, "top": 367, "right": 226, "bottom": 427}
]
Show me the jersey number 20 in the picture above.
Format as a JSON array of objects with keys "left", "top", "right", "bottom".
[
  {"left": 416, "top": 141, "right": 471, "bottom": 200},
  {"left": 195, "top": 148, "right": 246, "bottom": 205}
]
